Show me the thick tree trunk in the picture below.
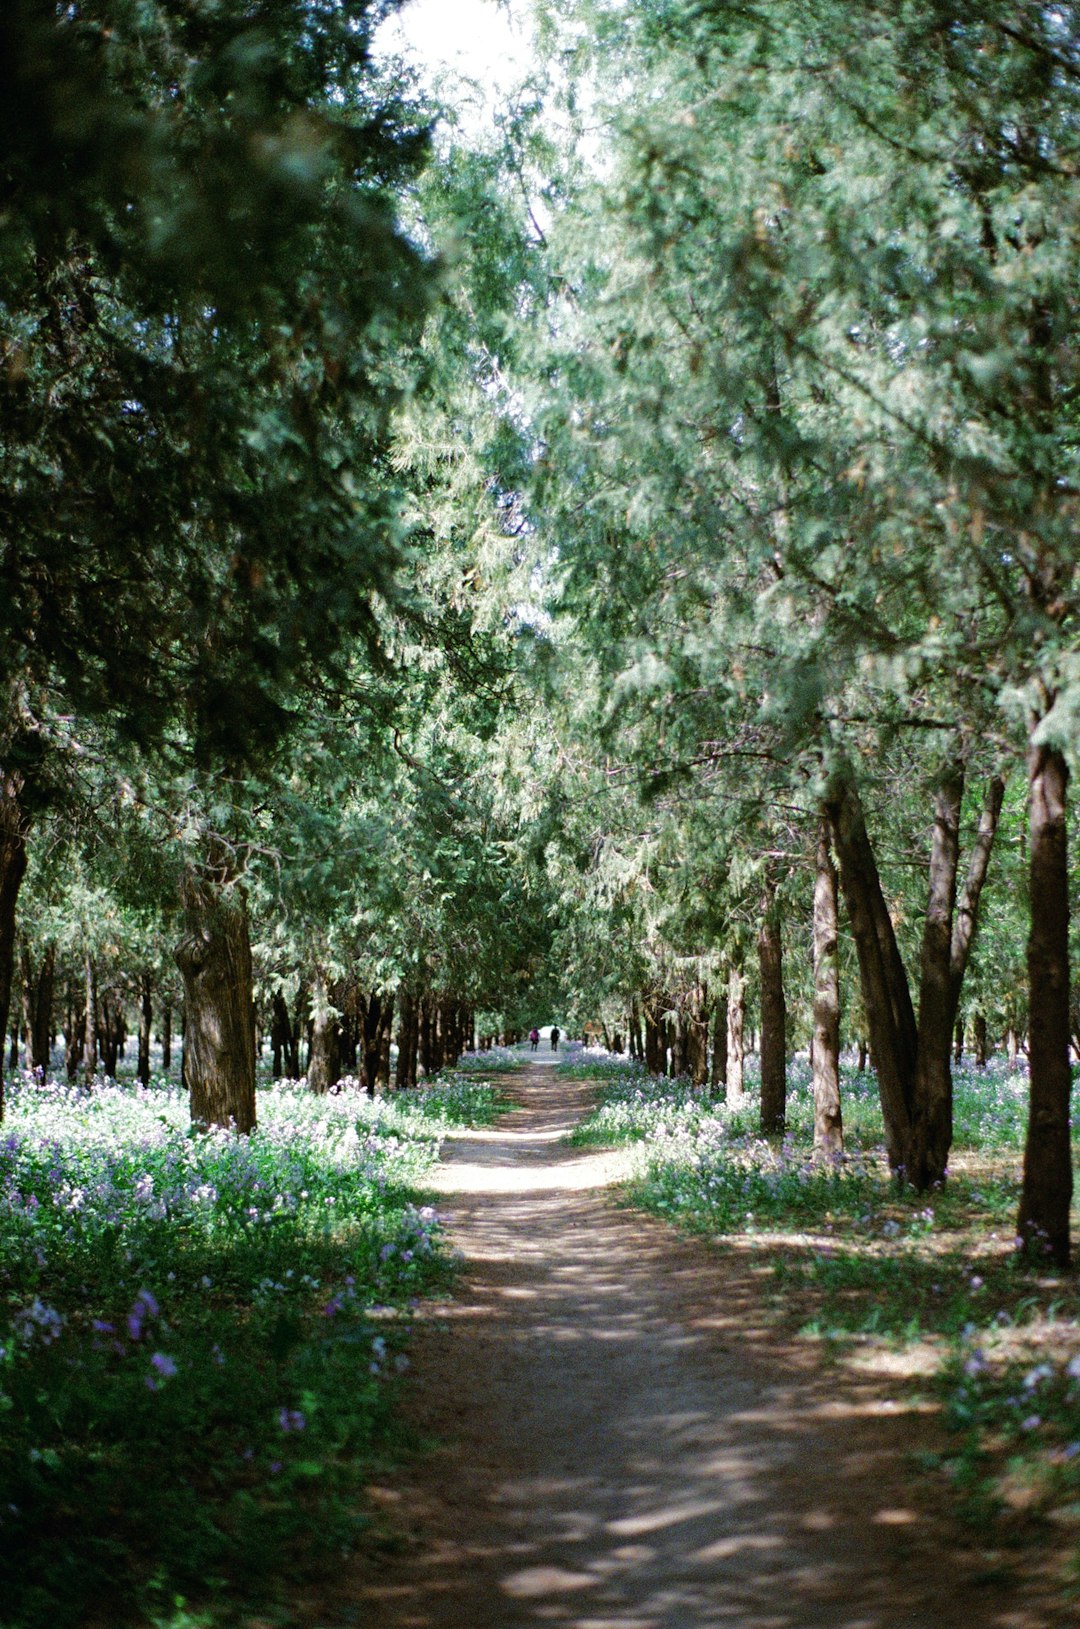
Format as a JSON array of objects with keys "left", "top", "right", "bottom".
[
  {"left": 687, "top": 985, "right": 709, "bottom": 1088},
  {"left": 307, "top": 973, "right": 341, "bottom": 1095},
  {"left": 138, "top": 973, "right": 152, "bottom": 1086},
  {"left": 361, "top": 990, "right": 388, "bottom": 1096},
  {"left": 827, "top": 766, "right": 1002, "bottom": 1185},
  {"left": 0, "top": 775, "right": 29, "bottom": 1118},
  {"left": 395, "top": 988, "right": 418, "bottom": 1089},
  {"left": 825, "top": 771, "right": 917, "bottom": 1170},
  {"left": 175, "top": 869, "right": 256, "bottom": 1134},
  {"left": 1018, "top": 744, "right": 1072, "bottom": 1268},
  {"left": 758, "top": 887, "right": 787, "bottom": 1136},
  {"left": 643, "top": 998, "right": 667, "bottom": 1076},
  {"left": 973, "top": 1012, "right": 987, "bottom": 1067},
  {"left": 812, "top": 818, "right": 843, "bottom": 1160},
  {"left": 726, "top": 963, "right": 745, "bottom": 1106}
]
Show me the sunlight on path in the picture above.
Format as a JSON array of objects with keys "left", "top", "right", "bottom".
[{"left": 313, "top": 1057, "right": 1060, "bottom": 1629}]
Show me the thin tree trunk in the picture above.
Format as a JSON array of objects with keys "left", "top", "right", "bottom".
[
  {"left": 161, "top": 999, "right": 173, "bottom": 1074},
  {"left": 726, "top": 963, "right": 745, "bottom": 1106},
  {"left": 0, "top": 777, "right": 28, "bottom": 1118},
  {"left": 812, "top": 817, "right": 843, "bottom": 1160},
  {"left": 711, "top": 990, "right": 728, "bottom": 1090},
  {"left": 825, "top": 770, "right": 916, "bottom": 1171},
  {"left": 1018, "top": 744, "right": 1072, "bottom": 1268},
  {"left": 138, "top": 972, "right": 152, "bottom": 1086},
  {"left": 758, "top": 885, "right": 786, "bottom": 1136},
  {"left": 82, "top": 955, "right": 98, "bottom": 1085},
  {"left": 687, "top": 984, "right": 709, "bottom": 1088},
  {"left": 907, "top": 768, "right": 964, "bottom": 1189},
  {"left": 377, "top": 993, "right": 395, "bottom": 1089},
  {"left": 175, "top": 867, "right": 257, "bottom": 1134}
]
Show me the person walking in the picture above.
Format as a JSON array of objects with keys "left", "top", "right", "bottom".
[
  {"left": 529, "top": 1027, "right": 540, "bottom": 1052},
  {"left": 550, "top": 1025, "right": 561, "bottom": 1052}
]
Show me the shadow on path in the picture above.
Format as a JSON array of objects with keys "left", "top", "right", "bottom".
[{"left": 301, "top": 1057, "right": 1061, "bottom": 1629}]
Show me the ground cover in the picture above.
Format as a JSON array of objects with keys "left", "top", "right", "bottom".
[
  {"left": 0, "top": 1069, "right": 502, "bottom": 1629},
  {"left": 567, "top": 1050, "right": 1080, "bottom": 1597}
]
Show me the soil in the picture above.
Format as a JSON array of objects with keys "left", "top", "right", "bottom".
[{"left": 300, "top": 1057, "right": 1070, "bottom": 1629}]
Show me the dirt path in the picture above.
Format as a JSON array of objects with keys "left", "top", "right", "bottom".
[{"left": 306, "top": 1060, "right": 1064, "bottom": 1629}]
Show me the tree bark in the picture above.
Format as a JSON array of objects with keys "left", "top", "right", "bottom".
[
  {"left": 307, "top": 973, "right": 341, "bottom": 1095},
  {"left": 644, "top": 997, "right": 667, "bottom": 1076},
  {"left": 726, "top": 963, "right": 745, "bottom": 1106},
  {"left": 378, "top": 992, "right": 395, "bottom": 1089},
  {"left": 687, "top": 985, "right": 709, "bottom": 1088},
  {"left": 395, "top": 988, "right": 418, "bottom": 1089},
  {"left": 907, "top": 768, "right": 965, "bottom": 1189},
  {"left": 825, "top": 770, "right": 917, "bottom": 1171},
  {"left": 1017, "top": 744, "right": 1072, "bottom": 1268},
  {"left": 0, "top": 777, "right": 29, "bottom": 1116},
  {"left": 175, "top": 868, "right": 256, "bottom": 1134},
  {"left": 82, "top": 955, "right": 98, "bottom": 1084},
  {"left": 710, "top": 989, "right": 728, "bottom": 1090},
  {"left": 137, "top": 973, "right": 152, "bottom": 1086},
  {"left": 812, "top": 817, "right": 843, "bottom": 1160},
  {"left": 758, "top": 886, "right": 786, "bottom": 1136},
  {"left": 973, "top": 1012, "right": 987, "bottom": 1067}
]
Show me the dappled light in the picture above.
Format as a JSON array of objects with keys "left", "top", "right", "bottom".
[{"left": 316, "top": 1065, "right": 1060, "bottom": 1629}]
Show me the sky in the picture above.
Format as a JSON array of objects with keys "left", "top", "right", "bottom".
[{"left": 377, "top": 0, "right": 536, "bottom": 117}]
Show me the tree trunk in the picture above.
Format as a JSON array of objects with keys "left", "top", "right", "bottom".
[
  {"left": 726, "top": 963, "right": 745, "bottom": 1106},
  {"left": 138, "top": 973, "right": 152, "bottom": 1086},
  {"left": 812, "top": 817, "right": 843, "bottom": 1161},
  {"left": 307, "top": 973, "right": 340, "bottom": 1095},
  {"left": 825, "top": 764, "right": 1002, "bottom": 1185},
  {"left": 973, "top": 1012, "right": 987, "bottom": 1067},
  {"left": 271, "top": 990, "right": 291, "bottom": 1080},
  {"left": 0, "top": 775, "right": 29, "bottom": 1119},
  {"left": 644, "top": 998, "right": 666, "bottom": 1076},
  {"left": 906, "top": 769, "right": 964, "bottom": 1189},
  {"left": 378, "top": 993, "right": 395, "bottom": 1090},
  {"left": 758, "top": 885, "right": 787, "bottom": 1136},
  {"left": 1018, "top": 744, "right": 1072, "bottom": 1268},
  {"left": 825, "top": 770, "right": 917, "bottom": 1170},
  {"left": 419, "top": 993, "right": 434, "bottom": 1076},
  {"left": 360, "top": 990, "right": 385, "bottom": 1096},
  {"left": 953, "top": 1019, "right": 964, "bottom": 1063},
  {"left": 687, "top": 985, "right": 709, "bottom": 1088},
  {"left": 672, "top": 1009, "right": 689, "bottom": 1078},
  {"left": 161, "top": 998, "right": 173, "bottom": 1074},
  {"left": 711, "top": 990, "right": 728, "bottom": 1090},
  {"left": 395, "top": 988, "right": 418, "bottom": 1089},
  {"left": 175, "top": 868, "right": 256, "bottom": 1134},
  {"left": 82, "top": 955, "right": 98, "bottom": 1085}
]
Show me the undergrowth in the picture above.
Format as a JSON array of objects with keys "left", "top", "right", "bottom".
[{"left": 0, "top": 1072, "right": 498, "bottom": 1629}]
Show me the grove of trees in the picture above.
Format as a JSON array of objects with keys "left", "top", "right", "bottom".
[{"left": 2, "top": 0, "right": 1079, "bottom": 1258}]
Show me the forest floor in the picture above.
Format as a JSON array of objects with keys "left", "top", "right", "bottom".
[{"left": 295, "top": 1056, "right": 1070, "bottom": 1629}]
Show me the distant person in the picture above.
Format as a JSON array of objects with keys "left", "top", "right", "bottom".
[
  {"left": 550, "top": 1025, "right": 560, "bottom": 1052},
  {"left": 529, "top": 1027, "right": 540, "bottom": 1051}
]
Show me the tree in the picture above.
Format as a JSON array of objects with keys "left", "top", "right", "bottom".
[{"left": 0, "top": 0, "right": 435, "bottom": 1124}]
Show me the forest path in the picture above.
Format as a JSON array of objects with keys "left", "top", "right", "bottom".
[{"left": 304, "top": 1057, "right": 1061, "bottom": 1629}]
